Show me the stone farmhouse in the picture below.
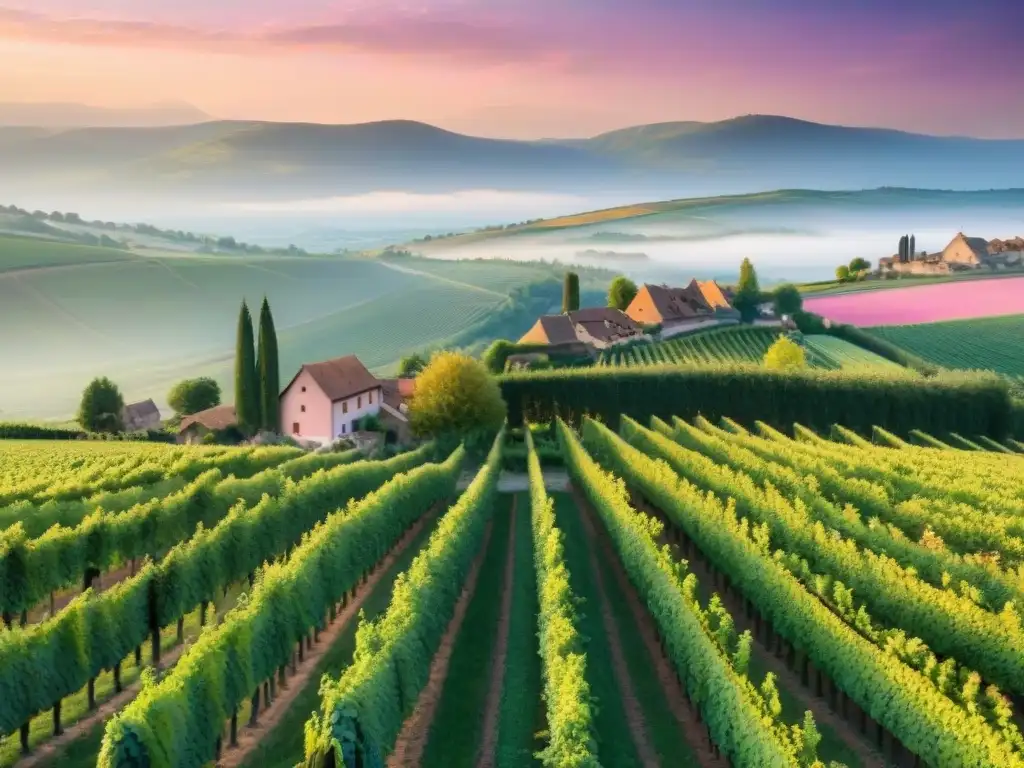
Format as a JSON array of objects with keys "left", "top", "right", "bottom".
[
  {"left": 179, "top": 405, "right": 237, "bottom": 444},
  {"left": 122, "top": 399, "right": 161, "bottom": 431},
  {"left": 878, "top": 233, "right": 1024, "bottom": 275}
]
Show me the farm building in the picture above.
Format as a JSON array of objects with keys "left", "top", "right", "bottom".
[
  {"left": 518, "top": 308, "right": 642, "bottom": 349},
  {"left": 625, "top": 280, "right": 739, "bottom": 329},
  {"left": 178, "top": 404, "right": 236, "bottom": 444},
  {"left": 122, "top": 399, "right": 161, "bottom": 431},
  {"left": 280, "top": 355, "right": 383, "bottom": 445},
  {"left": 378, "top": 377, "right": 416, "bottom": 443}
]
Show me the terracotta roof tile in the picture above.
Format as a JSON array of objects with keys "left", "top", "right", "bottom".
[{"left": 285, "top": 355, "right": 379, "bottom": 402}]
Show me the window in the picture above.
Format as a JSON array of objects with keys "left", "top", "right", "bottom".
[
  {"left": 357, "top": 395, "right": 362, "bottom": 408},
  {"left": 301, "top": 386, "right": 306, "bottom": 393},
  {"left": 341, "top": 424, "right": 346, "bottom": 434},
  {"left": 368, "top": 391, "right": 374, "bottom": 405},
  {"left": 292, "top": 422, "right": 300, "bottom": 434},
  {"left": 342, "top": 401, "right": 348, "bottom": 414},
  {"left": 300, "top": 405, "right": 306, "bottom": 413}
]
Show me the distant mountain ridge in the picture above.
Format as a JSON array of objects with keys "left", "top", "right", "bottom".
[
  {"left": 0, "top": 101, "right": 211, "bottom": 128},
  {"left": 1, "top": 114, "right": 1022, "bottom": 205}
]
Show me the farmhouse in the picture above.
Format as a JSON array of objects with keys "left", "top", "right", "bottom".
[
  {"left": 122, "top": 399, "right": 161, "bottom": 431},
  {"left": 518, "top": 308, "right": 642, "bottom": 349},
  {"left": 280, "top": 355, "right": 383, "bottom": 445},
  {"left": 178, "top": 404, "right": 236, "bottom": 444},
  {"left": 878, "top": 233, "right": 1024, "bottom": 275},
  {"left": 626, "top": 280, "right": 740, "bottom": 328}
]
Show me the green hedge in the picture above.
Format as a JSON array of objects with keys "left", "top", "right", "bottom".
[
  {"left": 499, "top": 365, "right": 1012, "bottom": 439},
  {"left": 0, "top": 423, "right": 84, "bottom": 440},
  {"left": 98, "top": 447, "right": 464, "bottom": 768}
]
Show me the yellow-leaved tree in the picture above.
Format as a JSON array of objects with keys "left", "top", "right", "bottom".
[
  {"left": 763, "top": 336, "right": 806, "bottom": 370},
  {"left": 409, "top": 351, "right": 507, "bottom": 441}
]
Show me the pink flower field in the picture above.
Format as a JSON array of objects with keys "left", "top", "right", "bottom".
[{"left": 804, "top": 276, "right": 1024, "bottom": 327}]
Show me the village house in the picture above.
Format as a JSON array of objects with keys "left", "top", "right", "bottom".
[
  {"left": 625, "top": 280, "right": 740, "bottom": 330},
  {"left": 878, "top": 232, "right": 1024, "bottom": 275},
  {"left": 279, "top": 355, "right": 383, "bottom": 445},
  {"left": 178, "top": 404, "right": 236, "bottom": 444},
  {"left": 518, "top": 308, "right": 642, "bottom": 349},
  {"left": 122, "top": 399, "right": 162, "bottom": 432}
]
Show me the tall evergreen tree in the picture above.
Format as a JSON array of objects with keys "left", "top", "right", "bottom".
[
  {"left": 257, "top": 297, "right": 280, "bottom": 433},
  {"left": 234, "top": 300, "right": 259, "bottom": 435},
  {"left": 898, "top": 235, "right": 908, "bottom": 263},
  {"left": 733, "top": 257, "right": 761, "bottom": 322},
  {"left": 562, "top": 272, "right": 580, "bottom": 313},
  {"left": 909, "top": 234, "right": 916, "bottom": 261}
]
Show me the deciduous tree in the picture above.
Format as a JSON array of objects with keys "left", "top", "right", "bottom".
[
  {"left": 167, "top": 377, "right": 221, "bottom": 417},
  {"left": 78, "top": 377, "right": 125, "bottom": 433},
  {"left": 607, "top": 275, "right": 638, "bottom": 311},
  {"left": 409, "top": 352, "right": 506, "bottom": 440},
  {"left": 763, "top": 336, "right": 807, "bottom": 370},
  {"left": 772, "top": 283, "right": 803, "bottom": 316}
]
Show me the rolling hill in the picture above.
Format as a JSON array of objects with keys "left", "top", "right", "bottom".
[
  {"left": 0, "top": 231, "right": 608, "bottom": 421},
  {"left": 1, "top": 115, "right": 1022, "bottom": 207},
  {"left": 0, "top": 101, "right": 210, "bottom": 128}
]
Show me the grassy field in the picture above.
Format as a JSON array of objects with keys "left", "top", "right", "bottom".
[
  {"left": 868, "top": 314, "right": 1024, "bottom": 376},
  {"left": 0, "top": 234, "right": 584, "bottom": 420},
  {"left": 0, "top": 234, "right": 139, "bottom": 272}
]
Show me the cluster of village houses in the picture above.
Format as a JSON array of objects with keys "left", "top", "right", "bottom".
[
  {"left": 878, "top": 232, "right": 1024, "bottom": 276},
  {"left": 518, "top": 279, "right": 750, "bottom": 349},
  {"left": 121, "top": 279, "right": 754, "bottom": 448}
]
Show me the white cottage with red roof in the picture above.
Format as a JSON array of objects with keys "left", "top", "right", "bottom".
[{"left": 279, "top": 355, "right": 383, "bottom": 445}]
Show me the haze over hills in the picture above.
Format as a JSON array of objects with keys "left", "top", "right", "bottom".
[
  {"left": 0, "top": 101, "right": 211, "bottom": 128},
  {"left": 1, "top": 114, "right": 1023, "bottom": 214}
]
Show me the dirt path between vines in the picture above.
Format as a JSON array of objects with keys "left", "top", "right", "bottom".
[
  {"left": 632, "top": 496, "right": 885, "bottom": 768},
  {"left": 571, "top": 489, "right": 659, "bottom": 768},
  {"left": 576, "top": 489, "right": 727, "bottom": 768},
  {"left": 17, "top": 643, "right": 187, "bottom": 768},
  {"left": 217, "top": 510, "right": 438, "bottom": 768},
  {"left": 27, "top": 560, "right": 140, "bottom": 624},
  {"left": 476, "top": 499, "right": 517, "bottom": 768},
  {"left": 388, "top": 520, "right": 495, "bottom": 767}
]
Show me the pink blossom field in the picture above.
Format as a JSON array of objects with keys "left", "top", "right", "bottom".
[{"left": 803, "top": 277, "right": 1024, "bottom": 327}]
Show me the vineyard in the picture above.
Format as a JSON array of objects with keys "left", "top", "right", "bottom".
[
  {"left": 595, "top": 326, "right": 896, "bottom": 371},
  {"left": 868, "top": 314, "right": 1024, "bottom": 377},
  {"left": 6, "top": 415, "right": 1024, "bottom": 768}
]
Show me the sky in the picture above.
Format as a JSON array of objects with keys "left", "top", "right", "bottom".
[{"left": 0, "top": 0, "right": 1021, "bottom": 139}]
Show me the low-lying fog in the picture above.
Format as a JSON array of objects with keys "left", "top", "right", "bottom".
[{"left": 13, "top": 188, "right": 1024, "bottom": 282}]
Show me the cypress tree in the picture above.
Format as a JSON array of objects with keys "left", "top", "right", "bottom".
[
  {"left": 909, "top": 234, "right": 916, "bottom": 261},
  {"left": 734, "top": 257, "right": 761, "bottom": 322},
  {"left": 257, "top": 297, "right": 280, "bottom": 433},
  {"left": 562, "top": 272, "right": 580, "bottom": 313},
  {"left": 234, "top": 300, "right": 259, "bottom": 435}
]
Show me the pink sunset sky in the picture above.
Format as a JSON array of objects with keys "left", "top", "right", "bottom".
[{"left": 0, "top": 0, "right": 1021, "bottom": 139}]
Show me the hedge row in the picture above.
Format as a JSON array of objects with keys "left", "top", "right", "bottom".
[
  {"left": 525, "top": 428, "right": 598, "bottom": 767},
  {"left": 0, "top": 445, "right": 436, "bottom": 741},
  {"left": 98, "top": 446, "right": 464, "bottom": 768},
  {"left": 0, "top": 423, "right": 180, "bottom": 442},
  {"left": 499, "top": 364, "right": 1012, "bottom": 439},
  {"left": 303, "top": 431, "right": 504, "bottom": 767}
]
